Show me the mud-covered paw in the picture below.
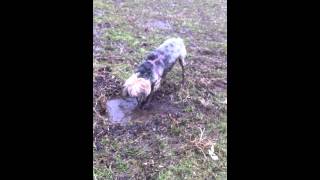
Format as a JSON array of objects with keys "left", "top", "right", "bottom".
[{"left": 141, "top": 104, "right": 152, "bottom": 110}]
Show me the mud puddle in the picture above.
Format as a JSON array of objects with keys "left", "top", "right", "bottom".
[
  {"left": 106, "top": 97, "right": 138, "bottom": 124},
  {"left": 106, "top": 97, "right": 181, "bottom": 124}
]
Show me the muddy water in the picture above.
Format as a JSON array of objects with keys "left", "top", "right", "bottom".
[
  {"left": 106, "top": 98, "right": 138, "bottom": 124},
  {"left": 106, "top": 97, "right": 180, "bottom": 124}
]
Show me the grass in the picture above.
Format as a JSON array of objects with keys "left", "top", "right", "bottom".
[
  {"left": 115, "top": 155, "right": 129, "bottom": 172},
  {"left": 93, "top": 0, "right": 227, "bottom": 179},
  {"left": 94, "top": 166, "right": 113, "bottom": 180},
  {"left": 158, "top": 158, "right": 195, "bottom": 180},
  {"left": 109, "top": 63, "right": 132, "bottom": 81},
  {"left": 105, "top": 29, "right": 138, "bottom": 46}
]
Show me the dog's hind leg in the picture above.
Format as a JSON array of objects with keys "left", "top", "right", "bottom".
[{"left": 178, "top": 56, "right": 186, "bottom": 84}]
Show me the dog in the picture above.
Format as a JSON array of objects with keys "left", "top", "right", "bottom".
[{"left": 122, "top": 37, "right": 187, "bottom": 109}]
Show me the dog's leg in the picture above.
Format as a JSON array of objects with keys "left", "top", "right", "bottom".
[
  {"left": 140, "top": 82, "right": 155, "bottom": 110},
  {"left": 139, "top": 96, "right": 147, "bottom": 109},
  {"left": 146, "top": 84, "right": 155, "bottom": 105},
  {"left": 178, "top": 57, "right": 186, "bottom": 84},
  {"left": 137, "top": 97, "right": 142, "bottom": 107},
  {"left": 146, "top": 90, "right": 155, "bottom": 108}
]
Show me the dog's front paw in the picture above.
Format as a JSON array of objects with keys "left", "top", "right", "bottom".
[{"left": 141, "top": 104, "right": 152, "bottom": 110}]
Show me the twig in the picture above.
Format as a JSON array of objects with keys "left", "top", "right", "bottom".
[{"left": 190, "top": 127, "right": 215, "bottom": 160}]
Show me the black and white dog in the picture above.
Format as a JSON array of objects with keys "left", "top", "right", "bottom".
[{"left": 122, "top": 37, "right": 187, "bottom": 109}]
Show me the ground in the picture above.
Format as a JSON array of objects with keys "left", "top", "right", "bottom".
[{"left": 93, "top": 0, "right": 227, "bottom": 179}]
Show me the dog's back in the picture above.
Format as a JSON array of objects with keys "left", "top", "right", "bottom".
[
  {"left": 137, "top": 37, "right": 186, "bottom": 80},
  {"left": 157, "top": 37, "right": 186, "bottom": 64}
]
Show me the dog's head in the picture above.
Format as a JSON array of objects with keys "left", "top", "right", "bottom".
[{"left": 122, "top": 73, "right": 151, "bottom": 104}]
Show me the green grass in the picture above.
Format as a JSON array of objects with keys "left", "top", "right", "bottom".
[
  {"left": 109, "top": 63, "right": 133, "bottom": 81},
  {"left": 94, "top": 166, "right": 113, "bottom": 180},
  {"left": 158, "top": 159, "right": 195, "bottom": 180},
  {"left": 106, "top": 29, "right": 138, "bottom": 46},
  {"left": 115, "top": 155, "right": 128, "bottom": 172},
  {"left": 124, "top": 146, "right": 142, "bottom": 157},
  {"left": 170, "top": 126, "right": 182, "bottom": 136}
]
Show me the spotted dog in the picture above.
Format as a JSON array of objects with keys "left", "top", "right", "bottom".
[{"left": 122, "top": 37, "right": 187, "bottom": 109}]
